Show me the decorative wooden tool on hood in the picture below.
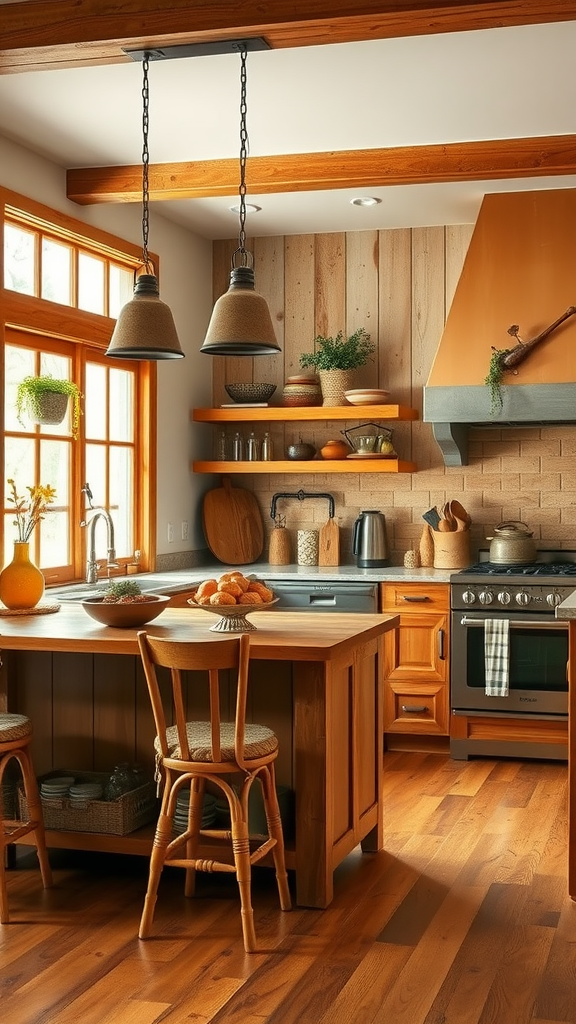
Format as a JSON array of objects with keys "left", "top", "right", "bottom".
[
  {"left": 270, "top": 490, "right": 339, "bottom": 566},
  {"left": 202, "top": 476, "right": 264, "bottom": 564}
]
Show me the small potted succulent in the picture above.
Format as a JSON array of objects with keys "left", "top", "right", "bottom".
[
  {"left": 15, "top": 376, "right": 82, "bottom": 439},
  {"left": 299, "top": 328, "right": 375, "bottom": 405}
]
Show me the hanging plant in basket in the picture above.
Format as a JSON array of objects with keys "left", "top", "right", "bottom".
[{"left": 15, "top": 376, "right": 82, "bottom": 439}]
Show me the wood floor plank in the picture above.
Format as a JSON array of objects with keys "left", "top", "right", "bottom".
[
  {"left": 423, "top": 881, "right": 537, "bottom": 1024},
  {"left": 1, "top": 754, "right": 573, "bottom": 1024}
]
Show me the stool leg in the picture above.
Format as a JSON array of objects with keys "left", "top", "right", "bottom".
[
  {"left": 230, "top": 797, "right": 256, "bottom": 953},
  {"left": 260, "top": 766, "right": 291, "bottom": 912},
  {"left": 139, "top": 776, "right": 174, "bottom": 939},
  {"left": 18, "top": 752, "right": 52, "bottom": 890},
  {"left": 184, "top": 777, "right": 204, "bottom": 898}
]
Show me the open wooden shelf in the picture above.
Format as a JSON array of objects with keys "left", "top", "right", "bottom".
[
  {"left": 192, "top": 404, "right": 418, "bottom": 423},
  {"left": 192, "top": 458, "right": 417, "bottom": 474}
]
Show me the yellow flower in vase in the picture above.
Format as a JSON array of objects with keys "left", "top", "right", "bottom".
[{"left": 0, "top": 479, "right": 57, "bottom": 610}]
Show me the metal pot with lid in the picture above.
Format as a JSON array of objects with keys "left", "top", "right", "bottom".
[{"left": 486, "top": 521, "right": 537, "bottom": 564}]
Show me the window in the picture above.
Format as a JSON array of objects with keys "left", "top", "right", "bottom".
[{"left": 1, "top": 187, "right": 157, "bottom": 583}]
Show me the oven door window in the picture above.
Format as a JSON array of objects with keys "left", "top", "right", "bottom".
[{"left": 466, "top": 626, "right": 568, "bottom": 692}]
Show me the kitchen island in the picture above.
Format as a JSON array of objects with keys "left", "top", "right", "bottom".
[{"left": 0, "top": 606, "right": 397, "bottom": 908}]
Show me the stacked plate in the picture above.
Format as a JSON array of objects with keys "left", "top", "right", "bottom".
[
  {"left": 281, "top": 375, "right": 322, "bottom": 407},
  {"left": 68, "top": 782, "right": 103, "bottom": 803},
  {"left": 40, "top": 775, "right": 75, "bottom": 799},
  {"left": 344, "top": 388, "right": 390, "bottom": 406},
  {"left": 173, "top": 789, "right": 218, "bottom": 834}
]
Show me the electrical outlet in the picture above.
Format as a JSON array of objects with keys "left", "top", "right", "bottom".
[
  {"left": 167, "top": 522, "right": 174, "bottom": 543},
  {"left": 181, "top": 520, "right": 189, "bottom": 541}
]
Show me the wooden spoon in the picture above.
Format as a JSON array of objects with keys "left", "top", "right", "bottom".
[
  {"left": 450, "top": 499, "right": 471, "bottom": 530},
  {"left": 437, "top": 518, "right": 453, "bottom": 532}
]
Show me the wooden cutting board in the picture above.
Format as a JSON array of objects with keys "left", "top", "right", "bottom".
[
  {"left": 202, "top": 477, "right": 264, "bottom": 565},
  {"left": 318, "top": 517, "right": 340, "bottom": 566}
]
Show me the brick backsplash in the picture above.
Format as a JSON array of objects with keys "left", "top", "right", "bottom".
[{"left": 247, "top": 423, "right": 576, "bottom": 566}]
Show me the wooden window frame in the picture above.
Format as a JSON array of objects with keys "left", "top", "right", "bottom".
[{"left": 0, "top": 186, "right": 157, "bottom": 579}]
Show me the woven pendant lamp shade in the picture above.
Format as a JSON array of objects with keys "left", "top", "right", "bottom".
[
  {"left": 201, "top": 268, "right": 280, "bottom": 356},
  {"left": 106, "top": 275, "right": 184, "bottom": 359}
]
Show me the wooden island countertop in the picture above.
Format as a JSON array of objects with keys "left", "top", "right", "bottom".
[{"left": 0, "top": 606, "right": 398, "bottom": 908}]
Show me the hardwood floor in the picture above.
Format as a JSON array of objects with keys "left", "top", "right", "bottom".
[{"left": 1, "top": 752, "right": 575, "bottom": 1024}]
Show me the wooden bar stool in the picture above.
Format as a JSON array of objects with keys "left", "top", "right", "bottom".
[
  {"left": 0, "top": 713, "right": 53, "bottom": 923},
  {"left": 136, "top": 630, "right": 291, "bottom": 952}
]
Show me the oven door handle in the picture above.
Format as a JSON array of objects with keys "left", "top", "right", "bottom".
[{"left": 460, "top": 616, "right": 568, "bottom": 630}]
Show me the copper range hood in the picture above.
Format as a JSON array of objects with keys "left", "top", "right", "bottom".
[{"left": 423, "top": 189, "right": 576, "bottom": 465}]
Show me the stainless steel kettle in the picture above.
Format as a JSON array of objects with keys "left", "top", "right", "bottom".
[{"left": 352, "top": 510, "right": 390, "bottom": 568}]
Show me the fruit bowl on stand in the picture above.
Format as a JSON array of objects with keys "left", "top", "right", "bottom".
[{"left": 187, "top": 598, "right": 279, "bottom": 632}]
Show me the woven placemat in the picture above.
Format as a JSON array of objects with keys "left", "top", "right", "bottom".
[{"left": 0, "top": 601, "right": 61, "bottom": 616}]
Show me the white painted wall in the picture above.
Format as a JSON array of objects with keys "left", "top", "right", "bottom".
[{"left": 0, "top": 133, "right": 214, "bottom": 557}]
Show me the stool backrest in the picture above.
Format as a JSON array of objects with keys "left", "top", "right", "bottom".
[{"left": 136, "top": 632, "right": 251, "bottom": 766}]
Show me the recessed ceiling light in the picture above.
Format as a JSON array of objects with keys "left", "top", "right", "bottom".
[
  {"left": 229, "top": 203, "right": 261, "bottom": 214},
  {"left": 350, "top": 197, "right": 382, "bottom": 207}
]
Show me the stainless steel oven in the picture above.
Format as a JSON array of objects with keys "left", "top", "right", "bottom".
[{"left": 450, "top": 555, "right": 574, "bottom": 759}]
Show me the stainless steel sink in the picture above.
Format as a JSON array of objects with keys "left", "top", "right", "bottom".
[{"left": 49, "top": 574, "right": 193, "bottom": 602}]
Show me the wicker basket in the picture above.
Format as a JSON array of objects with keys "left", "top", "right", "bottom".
[{"left": 18, "top": 770, "right": 158, "bottom": 836}]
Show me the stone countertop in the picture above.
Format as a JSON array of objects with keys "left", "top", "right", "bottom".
[
  {"left": 47, "top": 563, "right": 454, "bottom": 601},
  {"left": 556, "top": 592, "right": 576, "bottom": 618}
]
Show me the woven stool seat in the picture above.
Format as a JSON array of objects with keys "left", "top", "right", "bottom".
[
  {"left": 159, "top": 721, "right": 278, "bottom": 763},
  {"left": 0, "top": 713, "right": 52, "bottom": 922},
  {"left": 137, "top": 630, "right": 291, "bottom": 952},
  {"left": 0, "top": 714, "right": 32, "bottom": 743}
]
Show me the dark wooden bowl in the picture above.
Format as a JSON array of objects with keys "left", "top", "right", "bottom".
[{"left": 81, "top": 594, "right": 170, "bottom": 628}]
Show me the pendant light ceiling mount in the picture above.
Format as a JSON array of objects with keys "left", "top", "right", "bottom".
[
  {"left": 123, "top": 38, "right": 271, "bottom": 62},
  {"left": 106, "top": 51, "right": 184, "bottom": 360}
]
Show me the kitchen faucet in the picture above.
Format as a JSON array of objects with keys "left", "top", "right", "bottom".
[{"left": 80, "top": 483, "right": 119, "bottom": 584}]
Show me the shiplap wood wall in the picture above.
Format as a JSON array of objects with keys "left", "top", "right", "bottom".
[{"left": 211, "top": 226, "right": 576, "bottom": 563}]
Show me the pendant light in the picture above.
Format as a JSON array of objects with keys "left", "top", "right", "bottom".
[
  {"left": 106, "top": 53, "right": 184, "bottom": 360},
  {"left": 200, "top": 44, "right": 280, "bottom": 356}
]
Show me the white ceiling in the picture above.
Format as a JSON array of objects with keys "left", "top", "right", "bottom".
[{"left": 0, "top": 19, "right": 575, "bottom": 239}]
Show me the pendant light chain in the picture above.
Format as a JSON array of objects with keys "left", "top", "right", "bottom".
[
  {"left": 141, "top": 52, "right": 151, "bottom": 270},
  {"left": 237, "top": 43, "right": 249, "bottom": 266}
]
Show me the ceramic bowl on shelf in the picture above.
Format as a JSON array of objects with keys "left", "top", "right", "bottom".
[
  {"left": 81, "top": 594, "right": 170, "bottom": 628},
  {"left": 344, "top": 389, "right": 390, "bottom": 406},
  {"left": 187, "top": 598, "right": 279, "bottom": 632},
  {"left": 224, "top": 382, "right": 276, "bottom": 403}
]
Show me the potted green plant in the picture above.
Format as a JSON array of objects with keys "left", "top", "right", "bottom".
[
  {"left": 299, "top": 328, "right": 375, "bottom": 405},
  {"left": 15, "top": 376, "right": 82, "bottom": 439}
]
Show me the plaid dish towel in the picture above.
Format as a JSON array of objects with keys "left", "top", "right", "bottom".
[{"left": 484, "top": 618, "right": 510, "bottom": 696}]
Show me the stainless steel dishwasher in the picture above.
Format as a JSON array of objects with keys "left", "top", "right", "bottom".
[{"left": 263, "top": 579, "right": 379, "bottom": 613}]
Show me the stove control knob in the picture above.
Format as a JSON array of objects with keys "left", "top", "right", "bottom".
[
  {"left": 546, "top": 591, "right": 562, "bottom": 608},
  {"left": 515, "top": 590, "right": 530, "bottom": 607},
  {"left": 497, "top": 590, "right": 511, "bottom": 606},
  {"left": 478, "top": 590, "right": 494, "bottom": 606},
  {"left": 462, "top": 590, "right": 476, "bottom": 605}
]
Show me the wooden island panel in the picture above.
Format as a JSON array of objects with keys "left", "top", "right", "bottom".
[{"left": 0, "top": 607, "right": 396, "bottom": 908}]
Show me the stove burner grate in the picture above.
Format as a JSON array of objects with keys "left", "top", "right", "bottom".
[{"left": 456, "top": 561, "right": 576, "bottom": 577}]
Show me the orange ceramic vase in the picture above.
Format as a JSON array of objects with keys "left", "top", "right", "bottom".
[{"left": 0, "top": 541, "right": 45, "bottom": 610}]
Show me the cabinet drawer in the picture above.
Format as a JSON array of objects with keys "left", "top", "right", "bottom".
[
  {"left": 385, "top": 683, "right": 448, "bottom": 735},
  {"left": 381, "top": 582, "right": 449, "bottom": 612}
]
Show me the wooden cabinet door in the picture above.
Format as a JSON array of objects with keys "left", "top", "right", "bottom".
[{"left": 381, "top": 583, "right": 449, "bottom": 735}]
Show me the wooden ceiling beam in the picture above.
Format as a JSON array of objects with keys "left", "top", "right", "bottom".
[
  {"left": 66, "top": 136, "right": 576, "bottom": 205},
  {"left": 1, "top": 1, "right": 575, "bottom": 73}
]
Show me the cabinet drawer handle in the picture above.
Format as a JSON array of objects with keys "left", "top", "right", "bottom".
[
  {"left": 401, "top": 704, "right": 429, "bottom": 714},
  {"left": 401, "top": 595, "right": 431, "bottom": 602},
  {"left": 438, "top": 628, "right": 445, "bottom": 660}
]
